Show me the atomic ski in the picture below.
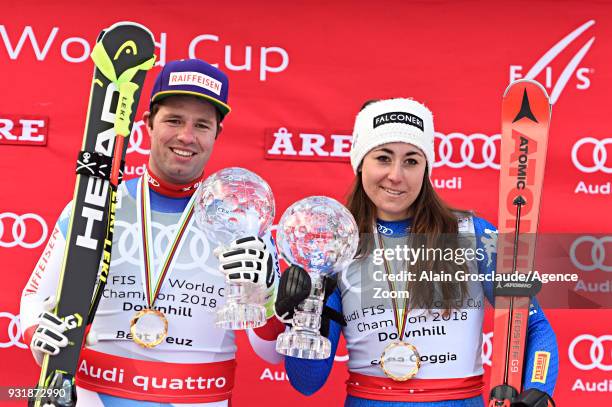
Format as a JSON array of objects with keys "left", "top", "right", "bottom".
[
  {"left": 33, "top": 22, "right": 155, "bottom": 406},
  {"left": 488, "top": 79, "right": 551, "bottom": 406}
]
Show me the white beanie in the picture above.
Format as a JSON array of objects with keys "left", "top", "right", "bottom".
[{"left": 350, "top": 98, "right": 435, "bottom": 175}]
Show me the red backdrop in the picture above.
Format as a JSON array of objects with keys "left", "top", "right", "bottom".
[{"left": 0, "top": 1, "right": 610, "bottom": 405}]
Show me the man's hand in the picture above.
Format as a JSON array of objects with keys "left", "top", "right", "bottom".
[
  {"left": 30, "top": 297, "right": 98, "bottom": 366},
  {"left": 31, "top": 296, "right": 68, "bottom": 360},
  {"left": 217, "top": 236, "right": 274, "bottom": 288}
]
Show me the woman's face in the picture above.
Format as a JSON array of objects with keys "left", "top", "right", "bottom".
[{"left": 361, "top": 142, "right": 427, "bottom": 221}]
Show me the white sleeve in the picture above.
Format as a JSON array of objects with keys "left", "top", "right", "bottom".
[{"left": 20, "top": 203, "right": 71, "bottom": 344}]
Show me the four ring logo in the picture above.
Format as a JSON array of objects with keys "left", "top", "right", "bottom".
[
  {"left": 126, "top": 120, "right": 150, "bottom": 156},
  {"left": 112, "top": 219, "right": 220, "bottom": 277},
  {"left": 568, "top": 334, "right": 612, "bottom": 371},
  {"left": 569, "top": 236, "right": 611, "bottom": 272},
  {"left": 0, "top": 212, "right": 48, "bottom": 249},
  {"left": 571, "top": 137, "right": 612, "bottom": 174},
  {"left": 433, "top": 132, "right": 500, "bottom": 170},
  {"left": 377, "top": 224, "right": 393, "bottom": 236},
  {"left": 0, "top": 312, "right": 27, "bottom": 349}
]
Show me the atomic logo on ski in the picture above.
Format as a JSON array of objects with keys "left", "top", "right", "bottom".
[
  {"left": 512, "top": 89, "right": 538, "bottom": 123},
  {"left": 489, "top": 79, "right": 551, "bottom": 406}
]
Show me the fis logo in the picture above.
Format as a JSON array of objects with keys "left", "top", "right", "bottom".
[{"left": 509, "top": 20, "right": 595, "bottom": 104}]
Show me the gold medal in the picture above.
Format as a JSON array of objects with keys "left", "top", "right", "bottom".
[
  {"left": 133, "top": 174, "right": 197, "bottom": 349},
  {"left": 380, "top": 341, "right": 420, "bottom": 381},
  {"left": 130, "top": 308, "right": 168, "bottom": 348},
  {"left": 373, "top": 222, "right": 420, "bottom": 381}
]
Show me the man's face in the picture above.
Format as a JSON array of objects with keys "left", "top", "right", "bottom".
[{"left": 144, "top": 95, "right": 221, "bottom": 184}]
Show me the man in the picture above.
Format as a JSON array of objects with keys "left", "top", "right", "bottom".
[{"left": 21, "top": 59, "right": 285, "bottom": 406}]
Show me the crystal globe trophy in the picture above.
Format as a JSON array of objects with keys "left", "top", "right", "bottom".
[
  {"left": 275, "top": 196, "right": 358, "bottom": 359},
  {"left": 195, "top": 167, "right": 275, "bottom": 329}
]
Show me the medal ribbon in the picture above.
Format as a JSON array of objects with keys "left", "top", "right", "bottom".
[
  {"left": 373, "top": 222, "right": 410, "bottom": 341},
  {"left": 137, "top": 173, "right": 198, "bottom": 308}
]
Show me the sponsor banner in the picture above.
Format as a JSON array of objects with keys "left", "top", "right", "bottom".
[
  {"left": 264, "top": 127, "right": 352, "bottom": 162},
  {"left": 571, "top": 137, "right": 611, "bottom": 196},
  {"left": 433, "top": 132, "right": 500, "bottom": 170},
  {"left": 0, "top": 25, "right": 289, "bottom": 82},
  {"left": 508, "top": 20, "right": 595, "bottom": 104},
  {"left": 0, "top": 2, "right": 611, "bottom": 405},
  {"left": 572, "top": 137, "right": 612, "bottom": 175},
  {"left": 264, "top": 128, "right": 502, "bottom": 171},
  {"left": 169, "top": 71, "right": 223, "bottom": 95},
  {"left": 0, "top": 115, "right": 48, "bottom": 146},
  {"left": 532, "top": 351, "right": 551, "bottom": 383},
  {"left": 559, "top": 316, "right": 612, "bottom": 398},
  {"left": 126, "top": 120, "right": 150, "bottom": 156},
  {"left": 0, "top": 212, "right": 48, "bottom": 249},
  {"left": 0, "top": 312, "right": 27, "bottom": 349},
  {"left": 569, "top": 334, "right": 612, "bottom": 372},
  {"left": 570, "top": 235, "right": 612, "bottom": 273}
]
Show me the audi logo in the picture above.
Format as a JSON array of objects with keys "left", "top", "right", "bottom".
[
  {"left": 570, "top": 236, "right": 611, "bottom": 272},
  {"left": 377, "top": 224, "right": 393, "bottom": 236},
  {"left": 569, "top": 334, "right": 612, "bottom": 371},
  {"left": 571, "top": 137, "right": 612, "bottom": 174},
  {"left": 126, "top": 120, "right": 150, "bottom": 156},
  {"left": 433, "top": 132, "right": 501, "bottom": 170},
  {"left": 0, "top": 312, "right": 27, "bottom": 349},
  {"left": 0, "top": 212, "right": 48, "bottom": 249}
]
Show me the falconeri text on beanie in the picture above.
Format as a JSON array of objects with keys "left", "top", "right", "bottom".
[{"left": 350, "top": 98, "right": 435, "bottom": 175}]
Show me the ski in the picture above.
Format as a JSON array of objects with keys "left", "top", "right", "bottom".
[
  {"left": 33, "top": 22, "right": 155, "bottom": 406},
  {"left": 488, "top": 79, "right": 551, "bottom": 406}
]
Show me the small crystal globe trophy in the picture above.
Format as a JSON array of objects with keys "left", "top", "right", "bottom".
[
  {"left": 195, "top": 167, "right": 275, "bottom": 329},
  {"left": 275, "top": 196, "right": 358, "bottom": 359}
]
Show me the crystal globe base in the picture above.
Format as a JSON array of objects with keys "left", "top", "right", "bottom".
[
  {"left": 275, "top": 330, "right": 331, "bottom": 360},
  {"left": 215, "top": 302, "right": 266, "bottom": 330}
]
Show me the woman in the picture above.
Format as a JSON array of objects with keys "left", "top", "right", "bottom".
[{"left": 276, "top": 98, "right": 558, "bottom": 406}]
